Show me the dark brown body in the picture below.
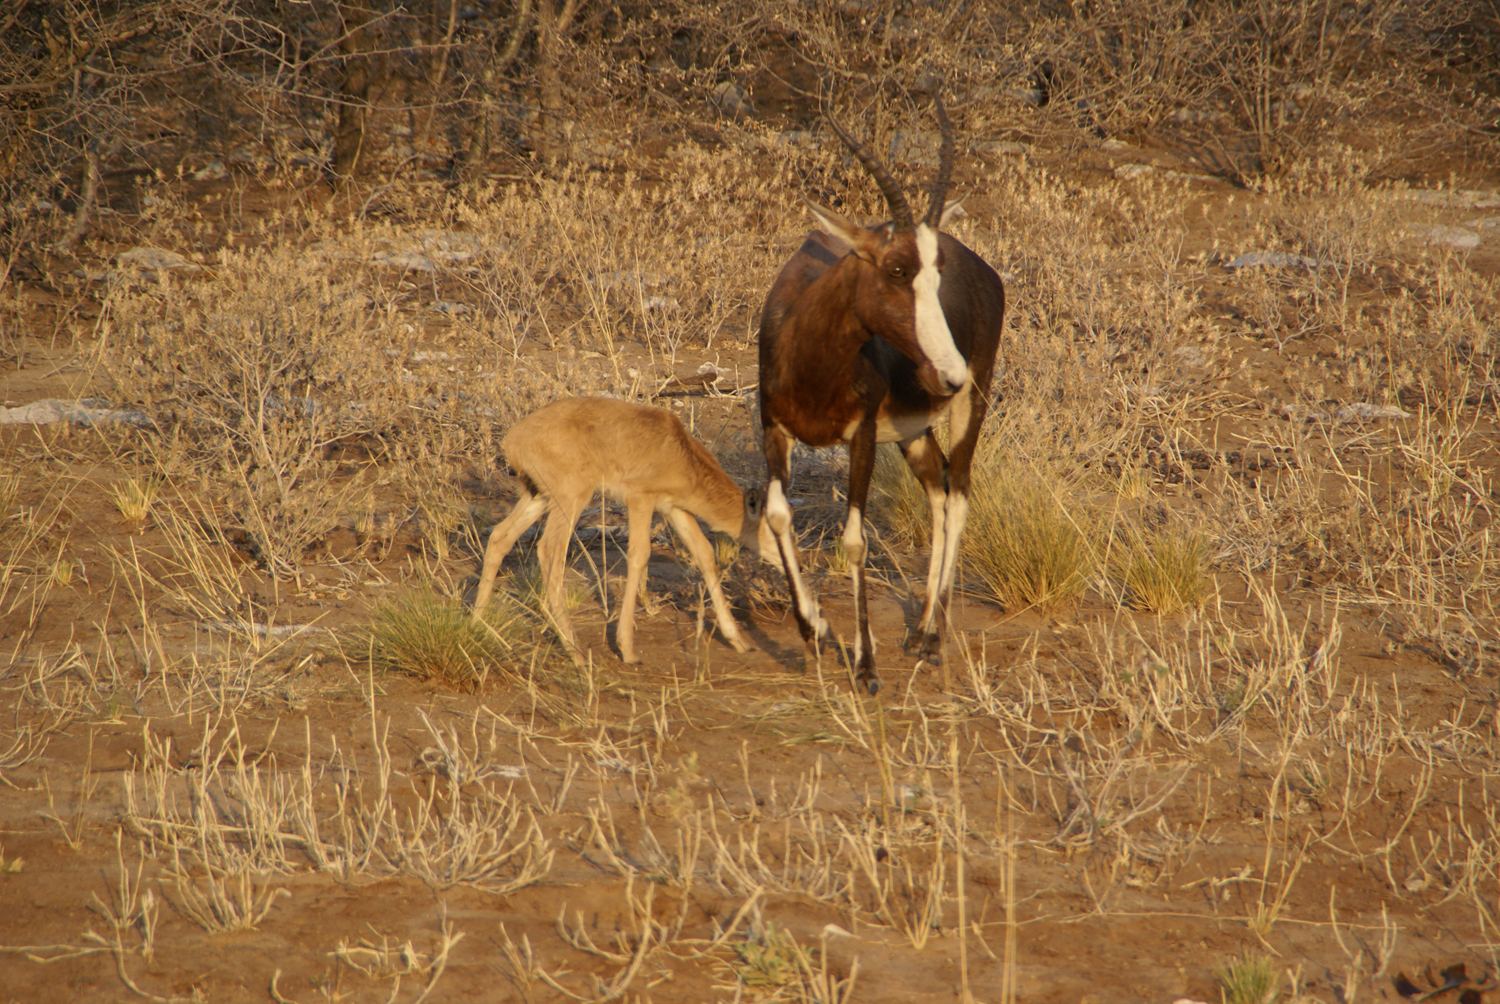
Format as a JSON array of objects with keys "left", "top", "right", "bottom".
[{"left": 757, "top": 107, "right": 1006, "bottom": 695}]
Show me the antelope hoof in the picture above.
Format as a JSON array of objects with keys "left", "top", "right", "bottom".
[
  {"left": 854, "top": 670, "right": 882, "bottom": 697},
  {"left": 799, "top": 615, "right": 831, "bottom": 648},
  {"left": 917, "top": 632, "right": 944, "bottom": 666},
  {"left": 726, "top": 633, "right": 752, "bottom": 654},
  {"left": 620, "top": 649, "right": 641, "bottom": 665}
]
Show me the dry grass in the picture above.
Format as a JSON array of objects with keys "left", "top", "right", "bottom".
[
  {"left": 1217, "top": 953, "right": 1279, "bottom": 1004},
  {"left": 871, "top": 444, "right": 931, "bottom": 548},
  {"left": 1, "top": 11, "right": 1498, "bottom": 1001},
  {"left": 962, "top": 453, "right": 1096, "bottom": 612},
  {"left": 105, "top": 477, "right": 162, "bottom": 523},
  {"left": 370, "top": 589, "right": 526, "bottom": 690},
  {"left": 1115, "top": 529, "right": 1209, "bottom": 614}
]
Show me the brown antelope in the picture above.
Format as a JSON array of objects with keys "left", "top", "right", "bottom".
[
  {"left": 471, "top": 396, "right": 777, "bottom": 664},
  {"left": 758, "top": 95, "right": 1006, "bottom": 695}
]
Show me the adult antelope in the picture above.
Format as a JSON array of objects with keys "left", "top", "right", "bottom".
[
  {"left": 758, "top": 96, "right": 1005, "bottom": 695},
  {"left": 472, "top": 396, "right": 777, "bottom": 664}
]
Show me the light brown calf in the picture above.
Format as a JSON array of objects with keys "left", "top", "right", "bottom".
[{"left": 472, "top": 396, "right": 776, "bottom": 663}]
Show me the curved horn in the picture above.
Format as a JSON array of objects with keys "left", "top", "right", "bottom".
[
  {"left": 924, "top": 93, "right": 955, "bottom": 228},
  {"left": 823, "top": 109, "right": 915, "bottom": 232}
]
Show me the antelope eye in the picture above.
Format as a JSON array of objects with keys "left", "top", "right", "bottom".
[{"left": 888, "top": 265, "right": 906, "bottom": 279}]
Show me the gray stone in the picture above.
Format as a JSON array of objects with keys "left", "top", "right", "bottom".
[
  {"left": 0, "top": 398, "right": 151, "bottom": 427},
  {"left": 971, "top": 140, "right": 1028, "bottom": 157},
  {"left": 115, "top": 247, "right": 203, "bottom": 273},
  {"left": 1225, "top": 251, "right": 1320, "bottom": 269},
  {"left": 1418, "top": 225, "right": 1480, "bottom": 249},
  {"left": 710, "top": 81, "right": 755, "bottom": 119}
]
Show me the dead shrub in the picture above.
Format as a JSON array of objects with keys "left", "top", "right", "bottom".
[{"left": 100, "top": 248, "right": 402, "bottom": 576}]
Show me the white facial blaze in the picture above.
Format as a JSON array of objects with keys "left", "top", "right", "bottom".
[{"left": 913, "top": 224, "right": 970, "bottom": 392}]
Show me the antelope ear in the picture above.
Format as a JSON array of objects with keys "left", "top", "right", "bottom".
[
  {"left": 744, "top": 487, "right": 763, "bottom": 518},
  {"left": 803, "top": 197, "right": 865, "bottom": 246},
  {"left": 939, "top": 198, "right": 967, "bottom": 229}
]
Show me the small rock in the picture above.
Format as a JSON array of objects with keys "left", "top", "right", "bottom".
[
  {"left": 115, "top": 247, "right": 203, "bottom": 274},
  {"left": 1281, "top": 402, "right": 1410, "bottom": 423},
  {"left": 432, "top": 301, "right": 469, "bottom": 314},
  {"left": 771, "top": 129, "right": 815, "bottom": 147},
  {"left": 1100, "top": 139, "right": 1133, "bottom": 151},
  {"left": 1418, "top": 225, "right": 1480, "bottom": 249},
  {"left": 642, "top": 296, "right": 678, "bottom": 311},
  {"left": 1162, "top": 168, "right": 1220, "bottom": 183},
  {"left": 192, "top": 160, "right": 228, "bottom": 180},
  {"left": 971, "top": 140, "right": 1028, "bottom": 157},
  {"left": 1171, "top": 107, "right": 1226, "bottom": 124},
  {"left": 0, "top": 398, "right": 151, "bottom": 427},
  {"left": 1399, "top": 189, "right": 1500, "bottom": 209},
  {"left": 1338, "top": 402, "right": 1411, "bottom": 421},
  {"left": 370, "top": 251, "right": 439, "bottom": 272},
  {"left": 1114, "top": 164, "right": 1155, "bottom": 180},
  {"left": 709, "top": 81, "right": 755, "bottom": 119},
  {"left": 889, "top": 129, "right": 940, "bottom": 167},
  {"left": 1225, "top": 250, "right": 1320, "bottom": 269}
]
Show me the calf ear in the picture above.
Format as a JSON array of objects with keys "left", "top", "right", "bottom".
[{"left": 745, "top": 487, "right": 764, "bottom": 519}]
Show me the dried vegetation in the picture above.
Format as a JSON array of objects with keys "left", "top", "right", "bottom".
[{"left": 1, "top": 1, "right": 1499, "bottom": 1001}]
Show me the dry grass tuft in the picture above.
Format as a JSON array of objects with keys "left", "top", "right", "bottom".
[
  {"left": 0, "top": 471, "right": 20, "bottom": 515},
  {"left": 370, "top": 590, "right": 524, "bottom": 689},
  {"left": 963, "top": 461, "right": 1095, "bottom": 612},
  {"left": 107, "top": 477, "right": 162, "bottom": 522},
  {"left": 1217, "top": 953, "right": 1279, "bottom": 1004},
  {"left": 1116, "top": 529, "right": 1209, "bottom": 614}
]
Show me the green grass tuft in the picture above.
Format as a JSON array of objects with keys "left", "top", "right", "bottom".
[
  {"left": 1118, "top": 529, "right": 1208, "bottom": 614},
  {"left": 962, "top": 463, "right": 1095, "bottom": 612},
  {"left": 1217, "top": 953, "right": 1279, "bottom": 1004},
  {"left": 370, "top": 590, "right": 525, "bottom": 690}
]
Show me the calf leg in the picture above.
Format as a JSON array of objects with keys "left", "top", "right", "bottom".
[
  {"left": 473, "top": 491, "right": 549, "bottom": 618},
  {"left": 616, "top": 498, "right": 656, "bottom": 664},
  {"left": 666, "top": 507, "right": 751, "bottom": 655},
  {"left": 537, "top": 495, "right": 586, "bottom": 659},
  {"left": 922, "top": 381, "right": 985, "bottom": 658}
]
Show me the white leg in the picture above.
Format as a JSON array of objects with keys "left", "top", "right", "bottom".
[
  {"left": 766, "top": 477, "right": 829, "bottom": 642},
  {"left": 843, "top": 504, "right": 874, "bottom": 667}
]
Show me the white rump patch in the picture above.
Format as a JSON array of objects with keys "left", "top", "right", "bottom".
[{"left": 913, "top": 224, "right": 969, "bottom": 391}]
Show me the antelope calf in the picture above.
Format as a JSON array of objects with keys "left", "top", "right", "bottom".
[{"left": 471, "top": 396, "right": 775, "bottom": 664}]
